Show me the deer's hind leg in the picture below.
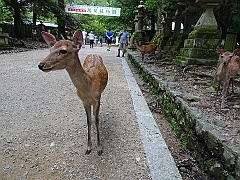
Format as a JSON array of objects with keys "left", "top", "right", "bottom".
[
  {"left": 93, "top": 100, "right": 102, "bottom": 156},
  {"left": 84, "top": 104, "right": 92, "bottom": 155}
]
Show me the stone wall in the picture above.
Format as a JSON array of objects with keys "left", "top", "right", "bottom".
[{"left": 127, "top": 51, "right": 240, "bottom": 180}]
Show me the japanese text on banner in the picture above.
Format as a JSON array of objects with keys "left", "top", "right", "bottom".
[{"left": 65, "top": 4, "right": 121, "bottom": 17}]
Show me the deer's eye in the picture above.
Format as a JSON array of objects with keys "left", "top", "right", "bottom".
[{"left": 60, "top": 50, "right": 67, "bottom": 54}]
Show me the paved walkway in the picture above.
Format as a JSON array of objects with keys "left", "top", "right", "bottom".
[{"left": 0, "top": 44, "right": 181, "bottom": 179}]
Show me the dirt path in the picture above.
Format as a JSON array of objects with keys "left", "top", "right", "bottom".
[{"left": 0, "top": 45, "right": 180, "bottom": 179}]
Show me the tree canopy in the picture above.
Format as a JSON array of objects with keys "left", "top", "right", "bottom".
[{"left": 0, "top": 0, "right": 240, "bottom": 38}]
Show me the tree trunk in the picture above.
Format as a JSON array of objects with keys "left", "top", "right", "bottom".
[
  {"left": 150, "top": 10, "right": 156, "bottom": 40},
  {"left": 58, "top": 0, "right": 67, "bottom": 39},
  {"left": 216, "top": 0, "right": 232, "bottom": 38},
  {"left": 32, "top": 3, "right": 37, "bottom": 25},
  {"left": 13, "top": 6, "right": 22, "bottom": 38}
]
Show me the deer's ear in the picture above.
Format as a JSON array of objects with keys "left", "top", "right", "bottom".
[
  {"left": 72, "top": 30, "right": 83, "bottom": 49},
  {"left": 41, "top": 31, "right": 57, "bottom": 47}
]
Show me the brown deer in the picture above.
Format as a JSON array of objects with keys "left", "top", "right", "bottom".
[
  {"left": 216, "top": 48, "right": 233, "bottom": 97},
  {"left": 38, "top": 30, "right": 108, "bottom": 155},
  {"left": 134, "top": 40, "right": 157, "bottom": 61},
  {"left": 221, "top": 55, "right": 240, "bottom": 108}
]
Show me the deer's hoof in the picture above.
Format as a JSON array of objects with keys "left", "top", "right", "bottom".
[
  {"left": 85, "top": 149, "right": 91, "bottom": 155},
  {"left": 38, "top": 63, "right": 45, "bottom": 70},
  {"left": 98, "top": 150, "right": 103, "bottom": 156}
]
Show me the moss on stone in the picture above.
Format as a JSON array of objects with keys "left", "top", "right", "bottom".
[
  {"left": 175, "top": 56, "right": 187, "bottom": 63},
  {"left": 205, "top": 158, "right": 216, "bottom": 172},
  {"left": 188, "top": 28, "right": 221, "bottom": 39},
  {"left": 0, "top": 44, "right": 12, "bottom": 50}
]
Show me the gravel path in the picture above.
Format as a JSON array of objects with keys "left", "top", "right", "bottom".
[{"left": 0, "top": 45, "right": 180, "bottom": 179}]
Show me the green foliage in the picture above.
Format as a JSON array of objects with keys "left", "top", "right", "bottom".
[
  {"left": 0, "top": 0, "right": 13, "bottom": 22},
  {"left": 192, "top": 151, "right": 198, "bottom": 160},
  {"left": 210, "top": 83, "right": 217, "bottom": 89},
  {"left": 162, "top": 0, "right": 180, "bottom": 9},
  {"left": 204, "top": 159, "right": 215, "bottom": 172},
  {"left": 145, "top": 0, "right": 159, "bottom": 11},
  {"left": 222, "top": 170, "right": 229, "bottom": 177},
  {"left": 180, "top": 133, "right": 187, "bottom": 149},
  {"left": 171, "top": 119, "right": 180, "bottom": 132}
]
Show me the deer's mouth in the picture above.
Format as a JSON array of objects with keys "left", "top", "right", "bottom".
[{"left": 38, "top": 63, "right": 53, "bottom": 72}]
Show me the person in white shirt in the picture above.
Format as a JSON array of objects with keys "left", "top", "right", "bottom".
[
  {"left": 82, "top": 29, "right": 87, "bottom": 48},
  {"left": 88, "top": 31, "right": 95, "bottom": 48}
]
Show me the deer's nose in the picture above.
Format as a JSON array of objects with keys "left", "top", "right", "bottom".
[{"left": 38, "top": 63, "right": 45, "bottom": 70}]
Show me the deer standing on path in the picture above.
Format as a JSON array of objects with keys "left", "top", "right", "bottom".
[
  {"left": 216, "top": 48, "right": 233, "bottom": 97},
  {"left": 38, "top": 30, "right": 108, "bottom": 155},
  {"left": 134, "top": 40, "right": 157, "bottom": 62},
  {"left": 221, "top": 55, "right": 240, "bottom": 108}
]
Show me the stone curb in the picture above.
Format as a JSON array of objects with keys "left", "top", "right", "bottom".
[
  {"left": 121, "top": 57, "right": 182, "bottom": 180},
  {"left": 127, "top": 51, "right": 240, "bottom": 180}
]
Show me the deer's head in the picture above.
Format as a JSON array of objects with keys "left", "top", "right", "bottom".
[
  {"left": 216, "top": 48, "right": 233, "bottom": 66},
  {"left": 38, "top": 30, "right": 83, "bottom": 72}
]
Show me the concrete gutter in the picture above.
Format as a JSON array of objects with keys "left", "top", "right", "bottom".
[{"left": 121, "top": 57, "right": 182, "bottom": 180}]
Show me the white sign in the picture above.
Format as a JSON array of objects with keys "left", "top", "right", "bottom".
[{"left": 65, "top": 4, "right": 121, "bottom": 17}]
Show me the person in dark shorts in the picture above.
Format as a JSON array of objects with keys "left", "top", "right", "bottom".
[
  {"left": 89, "top": 31, "right": 94, "bottom": 48},
  {"left": 117, "top": 26, "right": 129, "bottom": 57},
  {"left": 106, "top": 28, "right": 113, "bottom": 51},
  {"left": 99, "top": 35, "right": 103, "bottom": 47}
]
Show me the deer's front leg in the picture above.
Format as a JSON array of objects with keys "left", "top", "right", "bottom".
[
  {"left": 84, "top": 104, "right": 92, "bottom": 155},
  {"left": 93, "top": 100, "right": 102, "bottom": 156}
]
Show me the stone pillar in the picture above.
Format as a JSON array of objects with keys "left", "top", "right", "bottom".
[
  {"left": 129, "top": 1, "right": 147, "bottom": 49},
  {"left": 164, "top": 7, "right": 174, "bottom": 36},
  {"left": 134, "top": 10, "right": 138, "bottom": 31},
  {"left": 156, "top": 1, "right": 164, "bottom": 34},
  {"left": 161, "top": 11, "right": 167, "bottom": 35},
  {"left": 137, "top": 1, "right": 144, "bottom": 30},
  {"left": 173, "top": 2, "right": 185, "bottom": 37},
  {"left": 182, "top": 0, "right": 196, "bottom": 37}
]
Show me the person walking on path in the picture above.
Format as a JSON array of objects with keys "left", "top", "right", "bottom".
[
  {"left": 89, "top": 31, "right": 95, "bottom": 48},
  {"left": 99, "top": 35, "right": 103, "bottom": 47},
  {"left": 82, "top": 29, "right": 87, "bottom": 48},
  {"left": 106, "top": 28, "right": 113, "bottom": 51},
  {"left": 116, "top": 26, "right": 129, "bottom": 57},
  {"left": 94, "top": 35, "right": 98, "bottom": 46}
]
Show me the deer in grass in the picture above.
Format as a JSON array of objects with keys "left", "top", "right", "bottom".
[{"left": 38, "top": 30, "right": 108, "bottom": 155}]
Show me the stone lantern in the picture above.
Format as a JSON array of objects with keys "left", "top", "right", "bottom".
[
  {"left": 187, "top": 0, "right": 222, "bottom": 40},
  {"left": 194, "top": 0, "right": 222, "bottom": 29},
  {"left": 173, "top": 2, "right": 185, "bottom": 37},
  {"left": 0, "top": 28, "right": 9, "bottom": 45},
  {"left": 134, "top": 10, "right": 139, "bottom": 31},
  {"left": 137, "top": 0, "right": 144, "bottom": 31},
  {"left": 129, "top": 1, "right": 148, "bottom": 49},
  {"left": 175, "top": 0, "right": 223, "bottom": 66}
]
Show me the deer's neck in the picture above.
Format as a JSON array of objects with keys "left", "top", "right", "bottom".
[{"left": 66, "top": 57, "right": 88, "bottom": 90}]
